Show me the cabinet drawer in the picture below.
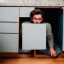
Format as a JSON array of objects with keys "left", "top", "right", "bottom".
[
  {"left": 0, "top": 23, "right": 18, "bottom": 33},
  {"left": 20, "top": 7, "right": 35, "bottom": 17},
  {"left": 0, "top": 34, "right": 18, "bottom": 52},
  {"left": 0, "top": 7, "right": 18, "bottom": 22}
]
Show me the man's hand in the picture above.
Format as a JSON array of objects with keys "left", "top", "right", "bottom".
[{"left": 50, "top": 47, "right": 57, "bottom": 57}]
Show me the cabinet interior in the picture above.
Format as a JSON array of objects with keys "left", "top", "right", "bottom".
[{"left": 19, "top": 7, "right": 63, "bottom": 54}]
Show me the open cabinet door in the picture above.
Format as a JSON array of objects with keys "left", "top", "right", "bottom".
[
  {"left": 62, "top": 7, "right": 64, "bottom": 51},
  {"left": 57, "top": 7, "right": 63, "bottom": 51}
]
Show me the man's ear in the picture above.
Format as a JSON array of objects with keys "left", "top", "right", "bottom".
[{"left": 31, "top": 17, "right": 33, "bottom": 21}]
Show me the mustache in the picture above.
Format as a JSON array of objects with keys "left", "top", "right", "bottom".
[
  {"left": 34, "top": 22, "right": 41, "bottom": 24},
  {"left": 35, "top": 22, "right": 39, "bottom": 23}
]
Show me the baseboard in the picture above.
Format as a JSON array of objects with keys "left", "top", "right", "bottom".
[
  {"left": 61, "top": 51, "right": 64, "bottom": 57},
  {"left": 0, "top": 52, "right": 19, "bottom": 58}
]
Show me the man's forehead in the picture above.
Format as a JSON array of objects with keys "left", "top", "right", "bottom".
[{"left": 33, "top": 14, "right": 42, "bottom": 18}]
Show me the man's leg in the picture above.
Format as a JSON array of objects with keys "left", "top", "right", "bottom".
[
  {"left": 39, "top": 43, "right": 62, "bottom": 56},
  {"left": 19, "top": 50, "right": 31, "bottom": 53},
  {"left": 54, "top": 43, "right": 62, "bottom": 55}
]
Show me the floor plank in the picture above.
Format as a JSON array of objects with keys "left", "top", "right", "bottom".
[{"left": 0, "top": 57, "right": 64, "bottom": 64}]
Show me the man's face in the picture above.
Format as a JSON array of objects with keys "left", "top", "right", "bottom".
[{"left": 31, "top": 14, "right": 43, "bottom": 23}]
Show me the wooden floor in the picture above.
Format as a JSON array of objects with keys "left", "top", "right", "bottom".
[
  {"left": 0, "top": 54, "right": 64, "bottom": 64},
  {"left": 0, "top": 57, "right": 64, "bottom": 64}
]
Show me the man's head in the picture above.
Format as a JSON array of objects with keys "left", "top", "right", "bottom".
[{"left": 30, "top": 9, "right": 44, "bottom": 23}]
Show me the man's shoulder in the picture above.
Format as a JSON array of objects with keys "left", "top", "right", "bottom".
[{"left": 43, "top": 22, "right": 51, "bottom": 27}]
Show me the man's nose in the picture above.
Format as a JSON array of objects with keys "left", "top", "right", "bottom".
[{"left": 36, "top": 20, "right": 39, "bottom": 23}]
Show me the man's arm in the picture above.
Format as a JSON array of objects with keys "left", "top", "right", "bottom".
[
  {"left": 46, "top": 23, "right": 57, "bottom": 56},
  {"left": 46, "top": 23, "right": 54, "bottom": 47}
]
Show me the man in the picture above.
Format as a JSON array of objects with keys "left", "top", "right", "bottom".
[{"left": 30, "top": 9, "right": 61, "bottom": 57}]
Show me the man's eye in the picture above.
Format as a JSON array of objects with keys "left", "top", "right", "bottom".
[
  {"left": 33, "top": 18, "right": 37, "bottom": 20},
  {"left": 33, "top": 17, "right": 42, "bottom": 20},
  {"left": 38, "top": 18, "right": 42, "bottom": 20}
]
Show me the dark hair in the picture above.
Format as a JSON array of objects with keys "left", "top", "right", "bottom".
[{"left": 30, "top": 9, "right": 44, "bottom": 18}]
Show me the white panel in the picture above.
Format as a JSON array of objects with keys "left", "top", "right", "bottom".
[
  {"left": 62, "top": 7, "right": 64, "bottom": 51},
  {"left": 20, "top": 7, "right": 35, "bottom": 17},
  {"left": 22, "top": 23, "right": 46, "bottom": 50},
  {"left": 0, "top": 34, "right": 18, "bottom": 52},
  {"left": 0, "top": 7, "right": 18, "bottom": 22},
  {"left": 0, "top": 23, "right": 18, "bottom": 33}
]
